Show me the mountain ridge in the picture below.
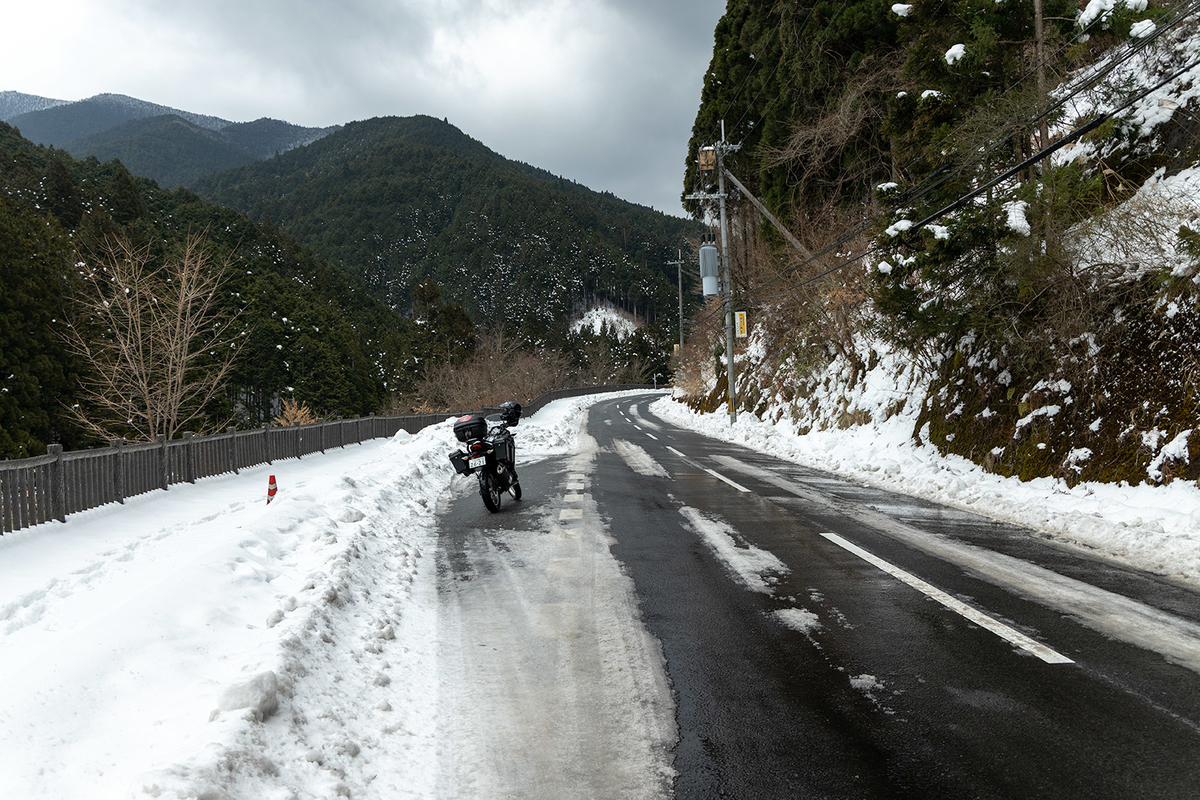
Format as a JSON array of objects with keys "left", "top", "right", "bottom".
[
  {"left": 0, "top": 90, "right": 69, "bottom": 120},
  {"left": 7, "top": 92, "right": 232, "bottom": 145},
  {"left": 191, "top": 114, "right": 702, "bottom": 340},
  {"left": 3, "top": 92, "right": 340, "bottom": 187}
]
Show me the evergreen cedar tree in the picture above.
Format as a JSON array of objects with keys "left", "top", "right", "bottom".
[
  {"left": 683, "top": 0, "right": 1199, "bottom": 485},
  {"left": 0, "top": 122, "right": 411, "bottom": 457},
  {"left": 0, "top": 115, "right": 697, "bottom": 457},
  {"left": 191, "top": 116, "right": 702, "bottom": 346}
]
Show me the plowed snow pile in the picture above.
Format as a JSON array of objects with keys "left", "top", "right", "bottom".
[{"left": 0, "top": 395, "right": 618, "bottom": 800}]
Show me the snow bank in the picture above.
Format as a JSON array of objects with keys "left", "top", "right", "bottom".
[{"left": 0, "top": 393, "right": 604, "bottom": 800}]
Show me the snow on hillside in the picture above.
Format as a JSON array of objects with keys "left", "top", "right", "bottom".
[
  {"left": 83, "top": 93, "right": 233, "bottom": 130},
  {"left": 571, "top": 304, "right": 639, "bottom": 339},
  {"left": 0, "top": 90, "right": 68, "bottom": 121},
  {"left": 1054, "top": 7, "right": 1200, "bottom": 168}
]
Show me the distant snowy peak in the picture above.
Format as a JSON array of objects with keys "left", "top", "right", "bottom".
[
  {"left": 0, "top": 90, "right": 69, "bottom": 121},
  {"left": 571, "top": 305, "right": 640, "bottom": 340},
  {"left": 81, "top": 93, "right": 232, "bottom": 130}
]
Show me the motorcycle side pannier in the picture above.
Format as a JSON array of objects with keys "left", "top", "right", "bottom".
[
  {"left": 448, "top": 450, "right": 473, "bottom": 474},
  {"left": 499, "top": 401, "right": 522, "bottom": 426},
  {"left": 493, "top": 431, "right": 515, "bottom": 465},
  {"left": 453, "top": 414, "right": 487, "bottom": 442}
]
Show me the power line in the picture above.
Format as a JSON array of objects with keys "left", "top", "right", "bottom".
[
  {"left": 689, "top": 40, "right": 1200, "bottom": 328},
  {"left": 688, "top": 1, "right": 1200, "bottom": 331},
  {"left": 716, "top": 55, "right": 760, "bottom": 123},
  {"left": 900, "top": 0, "right": 1200, "bottom": 201}
]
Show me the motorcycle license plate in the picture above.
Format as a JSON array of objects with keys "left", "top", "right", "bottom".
[{"left": 468, "top": 456, "right": 487, "bottom": 469}]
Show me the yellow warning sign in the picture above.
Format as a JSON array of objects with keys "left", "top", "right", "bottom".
[{"left": 735, "top": 311, "right": 747, "bottom": 338}]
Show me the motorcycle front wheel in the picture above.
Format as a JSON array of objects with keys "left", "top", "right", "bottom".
[{"left": 480, "top": 469, "right": 502, "bottom": 512}]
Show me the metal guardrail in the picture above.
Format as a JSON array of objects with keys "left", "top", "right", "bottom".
[{"left": 0, "top": 384, "right": 657, "bottom": 533}]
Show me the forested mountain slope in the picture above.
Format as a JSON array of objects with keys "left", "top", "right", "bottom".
[
  {"left": 7, "top": 93, "right": 232, "bottom": 145},
  {"left": 677, "top": 0, "right": 1200, "bottom": 487},
  {"left": 192, "top": 115, "right": 702, "bottom": 342},
  {"left": 4, "top": 93, "right": 338, "bottom": 188},
  {"left": 0, "top": 122, "right": 442, "bottom": 458},
  {"left": 0, "top": 91, "right": 68, "bottom": 119},
  {"left": 60, "top": 114, "right": 257, "bottom": 187}
]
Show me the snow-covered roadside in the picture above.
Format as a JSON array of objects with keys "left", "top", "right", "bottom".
[
  {"left": 0, "top": 393, "right": 623, "bottom": 800},
  {"left": 652, "top": 396, "right": 1200, "bottom": 590}
]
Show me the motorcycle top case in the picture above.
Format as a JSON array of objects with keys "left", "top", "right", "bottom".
[{"left": 453, "top": 414, "right": 487, "bottom": 442}]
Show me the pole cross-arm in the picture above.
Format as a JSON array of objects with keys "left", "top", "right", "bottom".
[{"left": 722, "top": 170, "right": 814, "bottom": 260}]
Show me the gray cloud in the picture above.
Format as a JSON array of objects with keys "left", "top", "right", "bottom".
[{"left": 5, "top": 0, "right": 727, "bottom": 215}]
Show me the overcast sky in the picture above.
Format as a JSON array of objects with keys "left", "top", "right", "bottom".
[{"left": 4, "top": 0, "right": 728, "bottom": 216}]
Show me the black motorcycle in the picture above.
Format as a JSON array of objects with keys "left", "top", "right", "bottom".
[{"left": 448, "top": 401, "right": 522, "bottom": 512}]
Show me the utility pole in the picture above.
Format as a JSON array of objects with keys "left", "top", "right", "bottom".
[
  {"left": 686, "top": 120, "right": 740, "bottom": 424},
  {"left": 716, "top": 121, "right": 737, "bottom": 424},
  {"left": 667, "top": 249, "right": 684, "bottom": 352}
]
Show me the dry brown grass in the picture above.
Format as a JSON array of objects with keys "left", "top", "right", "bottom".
[{"left": 273, "top": 397, "right": 318, "bottom": 427}]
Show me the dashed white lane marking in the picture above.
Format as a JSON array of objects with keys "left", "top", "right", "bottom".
[
  {"left": 559, "top": 508, "right": 584, "bottom": 521},
  {"left": 628, "top": 406, "right": 662, "bottom": 431},
  {"left": 821, "top": 533, "right": 1074, "bottom": 665},
  {"left": 645, "top": 433, "right": 658, "bottom": 441},
  {"left": 702, "top": 467, "right": 750, "bottom": 493},
  {"left": 665, "top": 447, "right": 750, "bottom": 493}
]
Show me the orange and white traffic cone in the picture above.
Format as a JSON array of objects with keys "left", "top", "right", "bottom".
[{"left": 267, "top": 475, "right": 277, "bottom": 504}]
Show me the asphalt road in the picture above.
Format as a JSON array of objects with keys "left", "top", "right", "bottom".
[{"left": 439, "top": 393, "right": 1200, "bottom": 799}]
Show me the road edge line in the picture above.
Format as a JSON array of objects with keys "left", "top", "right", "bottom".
[{"left": 821, "top": 532, "right": 1075, "bottom": 665}]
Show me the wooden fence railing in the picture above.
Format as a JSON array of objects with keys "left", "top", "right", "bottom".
[{"left": 0, "top": 384, "right": 656, "bottom": 534}]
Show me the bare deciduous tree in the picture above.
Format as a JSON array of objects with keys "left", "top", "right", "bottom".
[
  {"left": 63, "top": 232, "right": 242, "bottom": 442},
  {"left": 414, "top": 331, "right": 570, "bottom": 411}
]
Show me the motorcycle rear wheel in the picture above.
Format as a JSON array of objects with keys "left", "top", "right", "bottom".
[
  {"left": 509, "top": 481, "right": 522, "bottom": 500},
  {"left": 480, "top": 470, "right": 502, "bottom": 512}
]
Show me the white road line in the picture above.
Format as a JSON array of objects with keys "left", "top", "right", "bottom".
[
  {"left": 703, "top": 467, "right": 750, "bottom": 493},
  {"left": 645, "top": 433, "right": 658, "bottom": 441},
  {"left": 715, "top": 455, "right": 1200, "bottom": 672},
  {"left": 665, "top": 447, "right": 750, "bottom": 492},
  {"left": 821, "top": 533, "right": 1074, "bottom": 665},
  {"left": 559, "top": 508, "right": 583, "bottom": 521}
]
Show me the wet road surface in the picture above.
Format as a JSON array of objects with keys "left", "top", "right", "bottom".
[{"left": 437, "top": 393, "right": 1200, "bottom": 799}]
